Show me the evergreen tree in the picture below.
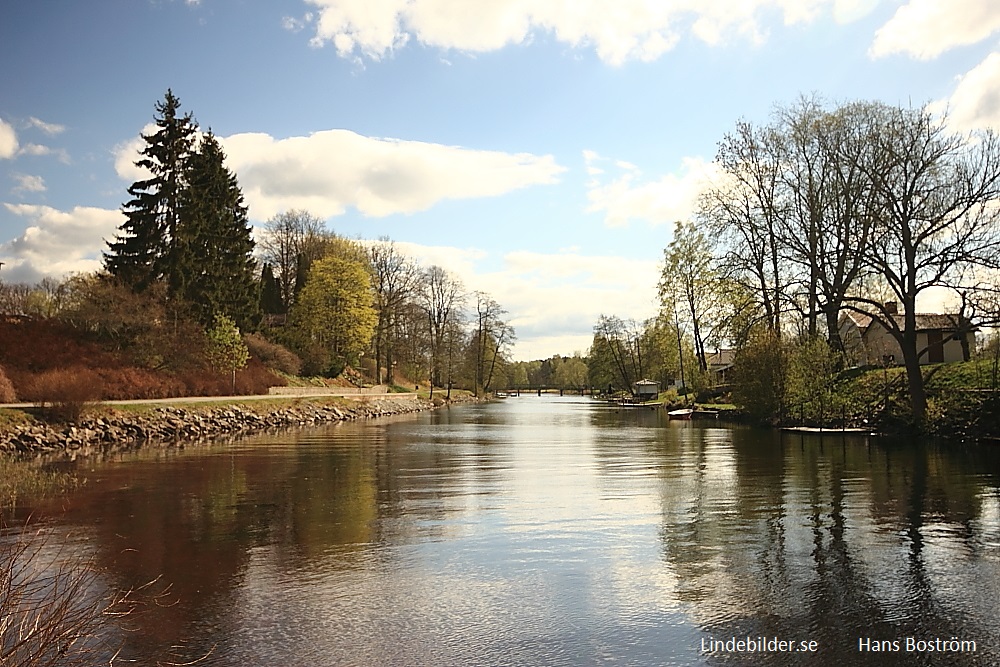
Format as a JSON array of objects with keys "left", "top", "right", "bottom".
[
  {"left": 104, "top": 89, "right": 197, "bottom": 291},
  {"left": 259, "top": 263, "right": 284, "bottom": 315},
  {"left": 176, "top": 132, "right": 259, "bottom": 329}
]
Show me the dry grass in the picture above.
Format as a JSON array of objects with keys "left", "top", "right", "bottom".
[
  {"left": 2, "top": 524, "right": 141, "bottom": 667},
  {"left": 0, "top": 522, "right": 212, "bottom": 666},
  {"left": 0, "top": 366, "right": 15, "bottom": 404},
  {"left": 0, "top": 461, "right": 80, "bottom": 515},
  {"left": 20, "top": 369, "right": 103, "bottom": 424}
]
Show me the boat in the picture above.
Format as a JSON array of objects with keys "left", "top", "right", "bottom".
[{"left": 667, "top": 408, "right": 694, "bottom": 420}]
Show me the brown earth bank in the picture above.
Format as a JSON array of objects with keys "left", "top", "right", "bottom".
[
  {"left": 0, "top": 395, "right": 450, "bottom": 459},
  {"left": 0, "top": 317, "right": 286, "bottom": 401}
]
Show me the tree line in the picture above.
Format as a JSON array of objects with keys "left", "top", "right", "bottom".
[
  {"left": 1, "top": 91, "right": 516, "bottom": 397},
  {"left": 644, "top": 96, "right": 1000, "bottom": 426}
]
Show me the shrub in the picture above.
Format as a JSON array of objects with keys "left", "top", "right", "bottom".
[
  {"left": 94, "top": 367, "right": 185, "bottom": 400},
  {"left": 0, "top": 521, "right": 201, "bottom": 666},
  {"left": 0, "top": 364, "right": 16, "bottom": 403},
  {"left": 21, "top": 367, "right": 103, "bottom": 423},
  {"left": 234, "top": 361, "right": 285, "bottom": 395},
  {"left": 732, "top": 332, "right": 789, "bottom": 424},
  {"left": 244, "top": 333, "right": 302, "bottom": 376}
]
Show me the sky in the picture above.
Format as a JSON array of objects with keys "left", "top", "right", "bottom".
[{"left": 3, "top": 0, "right": 1000, "bottom": 360}]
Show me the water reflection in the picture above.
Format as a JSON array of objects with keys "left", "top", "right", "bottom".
[{"left": 21, "top": 396, "right": 1000, "bottom": 665}]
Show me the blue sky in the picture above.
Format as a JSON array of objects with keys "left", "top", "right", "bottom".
[{"left": 3, "top": 0, "right": 1000, "bottom": 359}]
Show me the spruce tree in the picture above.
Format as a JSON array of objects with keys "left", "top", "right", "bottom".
[
  {"left": 104, "top": 89, "right": 197, "bottom": 291},
  {"left": 177, "top": 132, "right": 260, "bottom": 329},
  {"left": 259, "top": 263, "right": 284, "bottom": 315}
]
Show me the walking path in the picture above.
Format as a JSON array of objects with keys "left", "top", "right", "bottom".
[{"left": 0, "top": 386, "right": 418, "bottom": 410}]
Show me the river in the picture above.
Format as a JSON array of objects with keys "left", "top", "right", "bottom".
[{"left": 18, "top": 395, "right": 1000, "bottom": 665}]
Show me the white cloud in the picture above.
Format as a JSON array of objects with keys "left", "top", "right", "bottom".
[
  {"left": 11, "top": 174, "right": 46, "bottom": 194},
  {"left": 390, "top": 241, "right": 660, "bottom": 359},
  {"left": 832, "top": 0, "right": 879, "bottom": 24},
  {"left": 282, "top": 15, "right": 308, "bottom": 32},
  {"left": 303, "top": 0, "right": 868, "bottom": 65},
  {"left": 0, "top": 204, "right": 124, "bottom": 283},
  {"left": 26, "top": 117, "right": 66, "bottom": 136},
  {"left": 930, "top": 51, "right": 1000, "bottom": 133},
  {"left": 585, "top": 152, "right": 720, "bottom": 227},
  {"left": 0, "top": 118, "right": 18, "bottom": 159},
  {"left": 870, "top": 0, "right": 1000, "bottom": 60},
  {"left": 218, "top": 129, "right": 565, "bottom": 220},
  {"left": 490, "top": 250, "right": 661, "bottom": 359},
  {"left": 113, "top": 123, "right": 157, "bottom": 183},
  {"left": 113, "top": 125, "right": 563, "bottom": 221}
]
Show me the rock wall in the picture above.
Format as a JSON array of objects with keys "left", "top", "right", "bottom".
[{"left": 0, "top": 396, "right": 433, "bottom": 457}]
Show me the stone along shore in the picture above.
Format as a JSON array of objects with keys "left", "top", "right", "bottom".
[{"left": 0, "top": 395, "right": 433, "bottom": 456}]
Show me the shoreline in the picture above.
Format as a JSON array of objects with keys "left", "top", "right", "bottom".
[{"left": 0, "top": 394, "right": 453, "bottom": 459}]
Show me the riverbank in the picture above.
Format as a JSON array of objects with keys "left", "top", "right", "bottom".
[{"left": 0, "top": 394, "right": 445, "bottom": 458}]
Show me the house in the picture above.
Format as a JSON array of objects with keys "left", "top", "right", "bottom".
[
  {"left": 632, "top": 379, "right": 660, "bottom": 401},
  {"left": 838, "top": 302, "right": 974, "bottom": 367},
  {"left": 705, "top": 348, "right": 735, "bottom": 386}
]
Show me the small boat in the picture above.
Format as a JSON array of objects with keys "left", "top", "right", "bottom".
[
  {"left": 495, "top": 392, "right": 508, "bottom": 398},
  {"left": 667, "top": 408, "right": 694, "bottom": 420}
]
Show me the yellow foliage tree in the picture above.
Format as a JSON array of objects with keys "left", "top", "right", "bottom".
[{"left": 288, "top": 256, "right": 377, "bottom": 375}]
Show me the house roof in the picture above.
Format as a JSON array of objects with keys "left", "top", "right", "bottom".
[
  {"left": 706, "top": 348, "right": 735, "bottom": 366},
  {"left": 841, "top": 311, "right": 973, "bottom": 332}
]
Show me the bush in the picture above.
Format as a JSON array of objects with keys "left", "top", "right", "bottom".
[
  {"left": 21, "top": 368, "right": 103, "bottom": 423},
  {"left": 244, "top": 333, "right": 302, "bottom": 376},
  {"left": 0, "top": 364, "right": 16, "bottom": 403},
  {"left": 95, "top": 367, "right": 185, "bottom": 400},
  {"left": 0, "top": 521, "right": 201, "bottom": 666},
  {"left": 732, "top": 332, "right": 789, "bottom": 424}
]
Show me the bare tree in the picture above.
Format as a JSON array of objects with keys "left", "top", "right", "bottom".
[
  {"left": 420, "top": 265, "right": 466, "bottom": 390},
  {"left": 844, "top": 104, "right": 1000, "bottom": 423},
  {"left": 592, "top": 315, "right": 645, "bottom": 394},
  {"left": 660, "top": 220, "right": 719, "bottom": 371},
  {"left": 703, "top": 120, "right": 790, "bottom": 336},
  {"left": 471, "top": 292, "right": 515, "bottom": 395},
  {"left": 256, "top": 210, "right": 325, "bottom": 310},
  {"left": 368, "top": 238, "right": 421, "bottom": 384},
  {"left": 773, "top": 98, "right": 881, "bottom": 351},
  {"left": 1, "top": 524, "right": 206, "bottom": 666}
]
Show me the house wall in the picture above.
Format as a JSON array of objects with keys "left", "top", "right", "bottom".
[
  {"left": 839, "top": 316, "right": 973, "bottom": 366},
  {"left": 839, "top": 317, "right": 866, "bottom": 366}
]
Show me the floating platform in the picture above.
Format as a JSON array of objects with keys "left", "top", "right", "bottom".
[{"left": 781, "top": 426, "right": 874, "bottom": 434}]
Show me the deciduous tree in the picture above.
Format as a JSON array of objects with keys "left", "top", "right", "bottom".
[
  {"left": 287, "top": 256, "right": 377, "bottom": 375},
  {"left": 205, "top": 314, "right": 249, "bottom": 394},
  {"left": 844, "top": 104, "right": 1000, "bottom": 424}
]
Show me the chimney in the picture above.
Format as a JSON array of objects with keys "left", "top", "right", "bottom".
[{"left": 884, "top": 301, "right": 897, "bottom": 315}]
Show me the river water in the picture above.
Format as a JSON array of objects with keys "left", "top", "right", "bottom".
[{"left": 22, "top": 395, "right": 1000, "bottom": 665}]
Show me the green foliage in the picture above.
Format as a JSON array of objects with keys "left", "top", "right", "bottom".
[
  {"left": 105, "top": 92, "right": 259, "bottom": 331},
  {"left": 287, "top": 256, "right": 377, "bottom": 376},
  {"left": 175, "top": 132, "right": 259, "bottom": 329},
  {"left": 732, "top": 331, "right": 788, "bottom": 423},
  {"left": 105, "top": 89, "right": 197, "bottom": 291},
  {"left": 205, "top": 315, "right": 249, "bottom": 393},
  {"left": 259, "top": 263, "right": 284, "bottom": 315},
  {"left": 784, "top": 336, "right": 853, "bottom": 424},
  {"left": 660, "top": 220, "right": 720, "bottom": 371},
  {"left": 553, "top": 355, "right": 588, "bottom": 390}
]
